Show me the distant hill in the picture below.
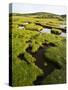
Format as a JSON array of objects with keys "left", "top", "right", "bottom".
[
  {"left": 12, "top": 12, "right": 60, "bottom": 16},
  {"left": 24, "top": 12, "right": 57, "bottom": 15},
  {"left": 11, "top": 12, "right": 66, "bottom": 20},
  {"left": 61, "top": 15, "right": 66, "bottom": 18}
]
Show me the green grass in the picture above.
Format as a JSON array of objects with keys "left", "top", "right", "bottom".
[
  {"left": 25, "top": 23, "right": 43, "bottom": 31},
  {"left": 51, "top": 28, "right": 62, "bottom": 35},
  {"left": 24, "top": 52, "right": 36, "bottom": 64},
  {"left": 12, "top": 57, "right": 43, "bottom": 86},
  {"left": 42, "top": 64, "right": 66, "bottom": 84},
  {"left": 12, "top": 29, "right": 43, "bottom": 86},
  {"left": 9, "top": 13, "right": 66, "bottom": 86},
  {"left": 43, "top": 39, "right": 66, "bottom": 84},
  {"left": 44, "top": 44, "right": 66, "bottom": 68}
]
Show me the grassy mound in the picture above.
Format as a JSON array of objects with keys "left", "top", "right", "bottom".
[
  {"left": 25, "top": 23, "right": 43, "bottom": 31},
  {"left": 51, "top": 28, "right": 62, "bottom": 35},
  {"left": 42, "top": 64, "right": 66, "bottom": 84},
  {"left": 44, "top": 41, "right": 66, "bottom": 68}
]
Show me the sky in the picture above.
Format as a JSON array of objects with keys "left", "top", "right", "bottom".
[{"left": 9, "top": 3, "right": 67, "bottom": 15}]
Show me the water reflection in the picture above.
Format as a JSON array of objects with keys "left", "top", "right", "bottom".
[
  {"left": 40, "top": 28, "right": 51, "bottom": 33},
  {"left": 60, "top": 32, "right": 66, "bottom": 37},
  {"left": 40, "top": 28, "right": 66, "bottom": 37}
]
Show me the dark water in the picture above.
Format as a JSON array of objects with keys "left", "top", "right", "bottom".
[{"left": 26, "top": 45, "right": 57, "bottom": 85}]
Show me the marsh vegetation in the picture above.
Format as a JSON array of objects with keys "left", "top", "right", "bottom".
[{"left": 9, "top": 12, "right": 66, "bottom": 86}]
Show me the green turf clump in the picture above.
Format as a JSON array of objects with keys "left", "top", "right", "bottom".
[
  {"left": 31, "top": 34, "right": 46, "bottom": 52},
  {"left": 51, "top": 28, "right": 62, "bottom": 35},
  {"left": 25, "top": 23, "right": 43, "bottom": 31},
  {"left": 42, "top": 64, "right": 66, "bottom": 84},
  {"left": 24, "top": 52, "right": 36, "bottom": 64},
  {"left": 44, "top": 46, "right": 66, "bottom": 69}
]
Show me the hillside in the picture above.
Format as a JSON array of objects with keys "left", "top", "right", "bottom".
[{"left": 11, "top": 12, "right": 65, "bottom": 20}]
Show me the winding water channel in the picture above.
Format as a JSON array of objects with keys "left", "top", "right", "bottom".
[
  {"left": 19, "top": 25, "right": 66, "bottom": 37},
  {"left": 40, "top": 28, "right": 66, "bottom": 37}
]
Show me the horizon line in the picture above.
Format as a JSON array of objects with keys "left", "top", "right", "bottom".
[{"left": 9, "top": 12, "right": 66, "bottom": 15}]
